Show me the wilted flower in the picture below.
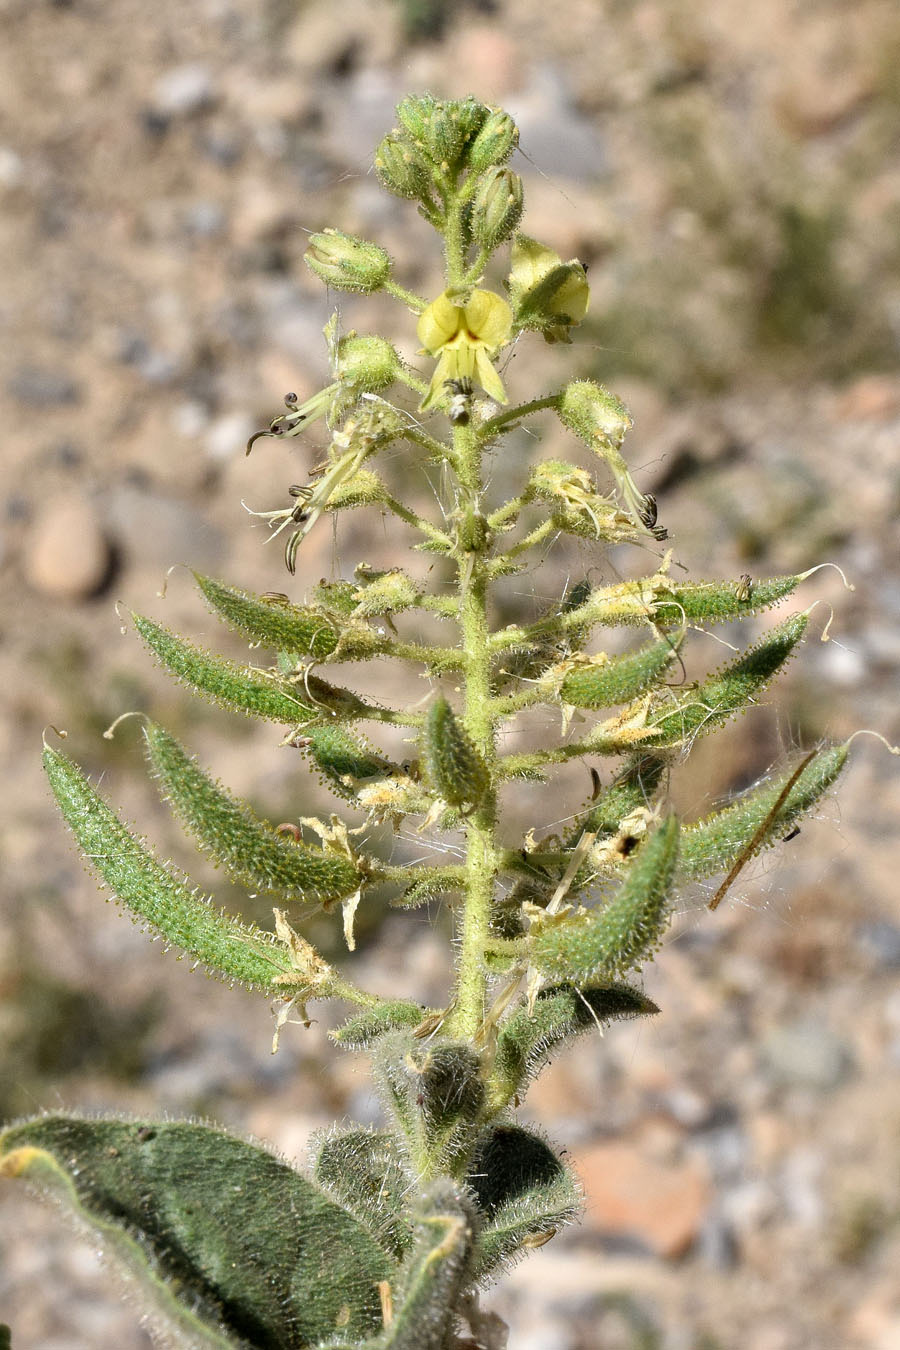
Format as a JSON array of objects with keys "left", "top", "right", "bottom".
[
  {"left": 508, "top": 235, "right": 590, "bottom": 344},
  {"left": 417, "top": 289, "right": 513, "bottom": 410}
]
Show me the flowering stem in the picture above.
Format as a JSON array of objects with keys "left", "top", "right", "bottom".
[
  {"left": 480, "top": 393, "right": 563, "bottom": 438},
  {"left": 384, "top": 280, "right": 429, "bottom": 312},
  {"left": 447, "top": 420, "right": 499, "bottom": 1040}
]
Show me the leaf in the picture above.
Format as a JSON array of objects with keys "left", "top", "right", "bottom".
[
  {"left": 312, "top": 1127, "right": 413, "bottom": 1260},
  {"left": 466, "top": 1124, "right": 582, "bottom": 1278},
  {"left": 643, "top": 612, "right": 809, "bottom": 747},
  {"left": 0, "top": 1115, "right": 394, "bottom": 1350},
  {"left": 194, "top": 573, "right": 342, "bottom": 659},
  {"left": 557, "top": 633, "right": 683, "bottom": 709},
  {"left": 530, "top": 815, "right": 680, "bottom": 984},
  {"left": 133, "top": 614, "right": 317, "bottom": 724},
  {"left": 143, "top": 721, "right": 363, "bottom": 905},
  {"left": 44, "top": 744, "right": 295, "bottom": 992},
  {"left": 680, "top": 742, "right": 849, "bottom": 881}
]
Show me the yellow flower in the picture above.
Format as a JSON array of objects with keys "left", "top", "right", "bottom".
[
  {"left": 417, "top": 289, "right": 513, "bottom": 410},
  {"left": 508, "top": 236, "right": 590, "bottom": 344}
]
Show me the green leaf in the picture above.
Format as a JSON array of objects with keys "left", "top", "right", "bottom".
[
  {"left": 312, "top": 1127, "right": 413, "bottom": 1260},
  {"left": 530, "top": 815, "right": 680, "bottom": 984},
  {"left": 467, "top": 1124, "right": 582, "bottom": 1278},
  {"left": 44, "top": 744, "right": 295, "bottom": 992},
  {"left": 680, "top": 742, "right": 849, "bottom": 881},
  {"left": 422, "top": 696, "right": 489, "bottom": 810},
  {"left": 194, "top": 573, "right": 342, "bottom": 659},
  {"left": 143, "top": 721, "right": 363, "bottom": 905},
  {"left": 557, "top": 633, "right": 683, "bottom": 709},
  {"left": 0, "top": 1325, "right": 10, "bottom": 1350},
  {"left": 491, "top": 983, "right": 659, "bottom": 1108},
  {"left": 642, "top": 612, "right": 809, "bottom": 747},
  {"left": 0, "top": 1115, "right": 394, "bottom": 1350},
  {"left": 133, "top": 613, "right": 317, "bottom": 724}
]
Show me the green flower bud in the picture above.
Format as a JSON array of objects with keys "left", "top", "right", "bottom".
[
  {"left": 471, "top": 167, "right": 524, "bottom": 251},
  {"left": 337, "top": 335, "right": 401, "bottom": 392},
  {"left": 304, "top": 229, "right": 391, "bottom": 294},
  {"left": 423, "top": 696, "right": 490, "bottom": 811},
  {"left": 374, "top": 131, "right": 431, "bottom": 200},
  {"left": 559, "top": 379, "right": 632, "bottom": 456},
  {"left": 467, "top": 108, "right": 519, "bottom": 172},
  {"left": 396, "top": 94, "right": 489, "bottom": 171}
]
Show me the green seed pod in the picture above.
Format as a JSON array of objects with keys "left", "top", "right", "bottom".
[
  {"left": 423, "top": 695, "right": 490, "bottom": 810},
  {"left": 373, "top": 1033, "right": 485, "bottom": 1176},
  {"left": 556, "top": 633, "right": 683, "bottom": 709},
  {"left": 337, "top": 334, "right": 402, "bottom": 392},
  {"left": 142, "top": 721, "right": 363, "bottom": 904},
  {"left": 467, "top": 107, "right": 519, "bottom": 172},
  {"left": 194, "top": 573, "right": 341, "bottom": 660},
  {"left": 530, "top": 815, "right": 680, "bottom": 984},
  {"left": 559, "top": 378, "right": 632, "bottom": 456},
  {"left": 304, "top": 228, "right": 392, "bottom": 293},
  {"left": 374, "top": 130, "right": 432, "bottom": 200},
  {"left": 43, "top": 745, "right": 297, "bottom": 992},
  {"left": 470, "top": 166, "right": 524, "bottom": 250},
  {"left": 330, "top": 1001, "right": 429, "bottom": 1049},
  {"left": 352, "top": 567, "right": 421, "bottom": 616},
  {"left": 301, "top": 724, "right": 397, "bottom": 802}
]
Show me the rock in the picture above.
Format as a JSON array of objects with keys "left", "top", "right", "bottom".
[
  {"left": 23, "top": 494, "right": 111, "bottom": 600},
  {"left": 8, "top": 366, "right": 80, "bottom": 407},
  {"left": 152, "top": 63, "right": 216, "bottom": 118},
  {"left": 761, "top": 1019, "right": 854, "bottom": 1092},
  {"left": 576, "top": 1137, "right": 711, "bottom": 1257}
]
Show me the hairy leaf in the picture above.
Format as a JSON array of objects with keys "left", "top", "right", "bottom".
[
  {"left": 143, "top": 721, "right": 362, "bottom": 904},
  {"left": 0, "top": 1115, "right": 393, "bottom": 1350},
  {"left": 330, "top": 1000, "right": 429, "bottom": 1049},
  {"left": 44, "top": 745, "right": 295, "bottom": 992},
  {"left": 312, "top": 1127, "right": 412, "bottom": 1260}
]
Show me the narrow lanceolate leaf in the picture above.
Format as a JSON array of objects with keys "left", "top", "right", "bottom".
[
  {"left": 557, "top": 633, "right": 682, "bottom": 709},
  {"left": 44, "top": 745, "right": 295, "bottom": 992},
  {"left": 467, "top": 1125, "right": 582, "bottom": 1279},
  {"left": 530, "top": 815, "right": 680, "bottom": 984},
  {"left": 0, "top": 1116, "right": 393, "bottom": 1350},
  {"left": 423, "top": 696, "right": 489, "bottom": 810},
  {"left": 644, "top": 612, "right": 809, "bottom": 747},
  {"left": 194, "top": 573, "right": 341, "bottom": 660},
  {"left": 143, "top": 722, "right": 363, "bottom": 904},
  {"left": 561, "top": 572, "right": 802, "bottom": 630},
  {"left": 133, "top": 614, "right": 317, "bottom": 724},
  {"left": 680, "top": 742, "right": 849, "bottom": 882}
]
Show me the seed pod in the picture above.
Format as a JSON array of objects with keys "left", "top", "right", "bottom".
[
  {"left": 304, "top": 228, "right": 392, "bottom": 293},
  {"left": 558, "top": 379, "right": 632, "bottom": 456},
  {"left": 556, "top": 633, "right": 683, "bottom": 709},
  {"left": 470, "top": 167, "right": 524, "bottom": 250},
  {"left": 193, "top": 573, "right": 341, "bottom": 660},
  {"left": 337, "top": 334, "right": 401, "bottom": 391},
  {"left": 467, "top": 108, "right": 519, "bottom": 172},
  {"left": 423, "top": 695, "right": 490, "bottom": 810}
]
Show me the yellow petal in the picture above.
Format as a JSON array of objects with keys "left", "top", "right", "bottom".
[
  {"left": 509, "top": 235, "right": 561, "bottom": 292},
  {"left": 473, "top": 346, "right": 508, "bottom": 404},
  {"left": 463, "top": 289, "right": 513, "bottom": 351},
  {"left": 417, "top": 293, "right": 464, "bottom": 354}
]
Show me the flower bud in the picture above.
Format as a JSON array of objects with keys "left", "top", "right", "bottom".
[
  {"left": 509, "top": 236, "right": 590, "bottom": 343},
  {"left": 396, "top": 94, "right": 489, "bottom": 171},
  {"left": 304, "top": 229, "right": 391, "bottom": 293},
  {"left": 337, "top": 335, "right": 401, "bottom": 392},
  {"left": 559, "top": 380, "right": 632, "bottom": 456},
  {"left": 467, "top": 108, "right": 519, "bottom": 172},
  {"left": 374, "top": 131, "right": 431, "bottom": 200},
  {"left": 471, "top": 167, "right": 524, "bottom": 251}
]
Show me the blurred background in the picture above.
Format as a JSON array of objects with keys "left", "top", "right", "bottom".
[{"left": 2, "top": 1, "right": 900, "bottom": 1347}]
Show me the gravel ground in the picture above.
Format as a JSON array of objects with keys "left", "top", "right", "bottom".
[{"left": 2, "top": 2, "right": 900, "bottom": 1347}]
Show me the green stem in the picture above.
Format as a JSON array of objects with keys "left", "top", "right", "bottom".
[
  {"left": 385, "top": 280, "right": 429, "bottom": 312},
  {"left": 381, "top": 494, "right": 453, "bottom": 551},
  {"left": 447, "top": 421, "right": 499, "bottom": 1039},
  {"left": 479, "top": 393, "right": 562, "bottom": 438},
  {"left": 489, "top": 516, "right": 557, "bottom": 567}
]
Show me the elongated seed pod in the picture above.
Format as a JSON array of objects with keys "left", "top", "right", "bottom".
[
  {"left": 569, "top": 753, "right": 668, "bottom": 843},
  {"left": 143, "top": 722, "right": 363, "bottom": 903},
  {"left": 133, "top": 614, "right": 317, "bottom": 723},
  {"left": 194, "top": 573, "right": 341, "bottom": 659},
  {"left": 530, "top": 815, "right": 680, "bottom": 984},
  {"left": 561, "top": 572, "right": 803, "bottom": 630},
  {"left": 43, "top": 745, "right": 295, "bottom": 991},
  {"left": 680, "top": 742, "right": 848, "bottom": 881},
  {"left": 644, "top": 612, "right": 809, "bottom": 747},
  {"left": 557, "top": 633, "right": 683, "bottom": 709},
  {"left": 302, "top": 724, "right": 397, "bottom": 800},
  {"left": 423, "top": 696, "right": 490, "bottom": 810}
]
